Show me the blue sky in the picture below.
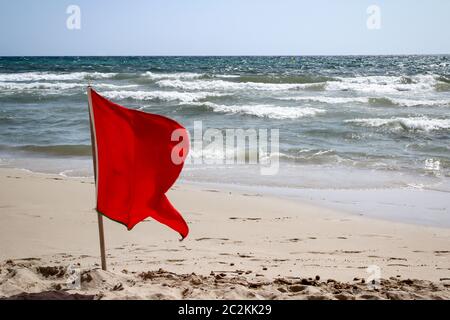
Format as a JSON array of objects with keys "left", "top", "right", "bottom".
[{"left": 0, "top": 0, "right": 449, "bottom": 56}]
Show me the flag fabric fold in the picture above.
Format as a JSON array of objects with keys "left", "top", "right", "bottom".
[{"left": 87, "top": 87, "right": 189, "bottom": 238}]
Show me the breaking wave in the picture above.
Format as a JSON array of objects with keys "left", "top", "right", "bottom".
[
  {"left": 345, "top": 117, "right": 450, "bottom": 132},
  {"left": 0, "top": 82, "right": 137, "bottom": 91},
  {"left": 327, "top": 75, "right": 438, "bottom": 94},
  {"left": 102, "top": 90, "right": 225, "bottom": 103},
  {"left": 280, "top": 96, "right": 369, "bottom": 104},
  {"left": 198, "top": 102, "right": 325, "bottom": 119},
  {"left": 0, "top": 72, "right": 117, "bottom": 82},
  {"left": 156, "top": 79, "right": 324, "bottom": 91},
  {"left": 141, "top": 71, "right": 204, "bottom": 80},
  {"left": 377, "top": 98, "right": 450, "bottom": 107},
  {"left": 232, "top": 74, "right": 335, "bottom": 84},
  {"left": 281, "top": 96, "right": 450, "bottom": 107}
]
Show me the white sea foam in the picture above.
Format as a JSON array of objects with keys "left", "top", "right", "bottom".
[
  {"left": 200, "top": 102, "right": 325, "bottom": 119},
  {"left": 0, "top": 72, "right": 117, "bottom": 82},
  {"left": 217, "top": 74, "right": 240, "bottom": 78},
  {"left": 157, "top": 79, "right": 319, "bottom": 91},
  {"left": 327, "top": 75, "right": 437, "bottom": 94},
  {"left": 0, "top": 82, "right": 83, "bottom": 90},
  {"left": 142, "top": 71, "right": 203, "bottom": 80},
  {"left": 424, "top": 158, "right": 441, "bottom": 172},
  {"left": 345, "top": 117, "right": 450, "bottom": 132},
  {"left": 0, "top": 82, "right": 138, "bottom": 91},
  {"left": 280, "top": 96, "right": 369, "bottom": 104},
  {"left": 97, "top": 84, "right": 138, "bottom": 89},
  {"left": 386, "top": 98, "right": 450, "bottom": 107},
  {"left": 142, "top": 72, "right": 242, "bottom": 81},
  {"left": 280, "top": 96, "right": 450, "bottom": 107},
  {"left": 154, "top": 74, "right": 441, "bottom": 95},
  {"left": 102, "top": 90, "right": 223, "bottom": 102}
]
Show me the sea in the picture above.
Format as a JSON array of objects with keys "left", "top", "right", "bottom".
[{"left": 0, "top": 56, "right": 449, "bottom": 225}]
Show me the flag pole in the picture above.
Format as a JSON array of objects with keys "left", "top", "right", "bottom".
[
  {"left": 96, "top": 212, "right": 107, "bottom": 271},
  {"left": 87, "top": 86, "right": 107, "bottom": 271}
]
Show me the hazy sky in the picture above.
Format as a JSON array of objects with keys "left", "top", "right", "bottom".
[{"left": 1, "top": 0, "right": 449, "bottom": 56}]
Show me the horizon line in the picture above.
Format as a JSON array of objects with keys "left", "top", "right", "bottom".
[{"left": 1, "top": 53, "right": 450, "bottom": 58}]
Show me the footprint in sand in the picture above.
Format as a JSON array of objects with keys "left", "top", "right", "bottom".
[
  {"left": 229, "top": 217, "right": 262, "bottom": 222},
  {"left": 166, "top": 259, "right": 185, "bottom": 263},
  {"left": 195, "top": 237, "right": 229, "bottom": 241}
]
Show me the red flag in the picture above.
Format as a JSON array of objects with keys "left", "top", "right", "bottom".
[{"left": 87, "top": 87, "right": 189, "bottom": 238}]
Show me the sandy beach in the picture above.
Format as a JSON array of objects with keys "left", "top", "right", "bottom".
[
  {"left": 0, "top": 167, "right": 449, "bottom": 299},
  {"left": 1, "top": 0, "right": 450, "bottom": 305}
]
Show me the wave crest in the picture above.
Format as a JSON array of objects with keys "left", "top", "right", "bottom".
[
  {"left": 198, "top": 102, "right": 325, "bottom": 119},
  {"left": 142, "top": 71, "right": 203, "bottom": 80},
  {"left": 281, "top": 96, "right": 450, "bottom": 107},
  {"left": 102, "top": 90, "right": 224, "bottom": 102},
  {"left": 0, "top": 82, "right": 137, "bottom": 91},
  {"left": 157, "top": 79, "right": 323, "bottom": 91},
  {"left": 345, "top": 117, "right": 450, "bottom": 132},
  {"left": 327, "top": 75, "right": 437, "bottom": 94},
  {"left": 0, "top": 72, "right": 117, "bottom": 82}
]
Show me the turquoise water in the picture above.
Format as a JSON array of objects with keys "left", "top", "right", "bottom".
[{"left": 0, "top": 56, "right": 449, "bottom": 191}]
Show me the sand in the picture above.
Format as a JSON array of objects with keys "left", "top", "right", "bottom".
[{"left": 0, "top": 168, "right": 449, "bottom": 299}]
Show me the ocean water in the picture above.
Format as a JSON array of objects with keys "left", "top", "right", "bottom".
[{"left": 0, "top": 56, "right": 449, "bottom": 195}]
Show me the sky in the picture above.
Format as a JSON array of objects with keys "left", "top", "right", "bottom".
[{"left": 0, "top": 0, "right": 449, "bottom": 56}]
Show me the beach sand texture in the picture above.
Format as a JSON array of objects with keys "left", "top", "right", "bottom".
[{"left": 0, "top": 168, "right": 449, "bottom": 299}]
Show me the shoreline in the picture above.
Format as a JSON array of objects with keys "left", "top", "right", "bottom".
[
  {"left": 0, "top": 167, "right": 449, "bottom": 299},
  {"left": 181, "top": 180, "right": 450, "bottom": 229},
  {"left": 3, "top": 162, "right": 449, "bottom": 228}
]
